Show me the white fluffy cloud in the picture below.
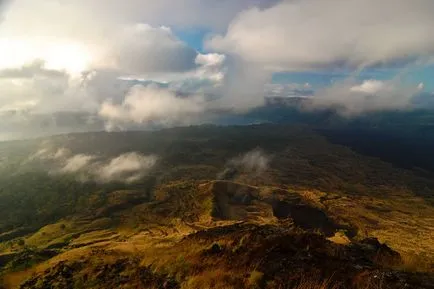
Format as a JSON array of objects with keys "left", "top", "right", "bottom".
[
  {"left": 46, "top": 0, "right": 277, "bottom": 31},
  {"left": 0, "top": 0, "right": 234, "bottom": 137},
  {"left": 30, "top": 146, "right": 71, "bottom": 161},
  {"left": 0, "top": 0, "right": 228, "bottom": 104},
  {"left": 97, "top": 24, "right": 198, "bottom": 76},
  {"left": 99, "top": 84, "right": 206, "bottom": 129},
  {"left": 194, "top": 53, "right": 226, "bottom": 83},
  {"left": 219, "top": 148, "right": 270, "bottom": 179},
  {"left": 0, "top": 54, "right": 227, "bottom": 136},
  {"left": 311, "top": 79, "right": 420, "bottom": 115},
  {"left": 0, "top": 67, "right": 99, "bottom": 115},
  {"left": 213, "top": 57, "right": 270, "bottom": 111},
  {"left": 0, "top": 60, "right": 65, "bottom": 79},
  {"left": 204, "top": 0, "right": 434, "bottom": 114},
  {"left": 60, "top": 154, "right": 95, "bottom": 173},
  {"left": 30, "top": 145, "right": 157, "bottom": 183},
  {"left": 208, "top": 0, "right": 434, "bottom": 71},
  {"left": 96, "top": 152, "right": 158, "bottom": 183},
  {"left": 350, "top": 80, "right": 388, "bottom": 94},
  {"left": 1, "top": 0, "right": 434, "bottom": 138},
  {"left": 233, "top": 149, "right": 270, "bottom": 174},
  {"left": 0, "top": 0, "right": 273, "bottom": 72}
]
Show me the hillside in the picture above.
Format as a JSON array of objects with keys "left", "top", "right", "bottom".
[{"left": 0, "top": 125, "right": 433, "bottom": 288}]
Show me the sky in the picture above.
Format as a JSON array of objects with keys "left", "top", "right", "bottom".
[{"left": 0, "top": 0, "right": 434, "bottom": 139}]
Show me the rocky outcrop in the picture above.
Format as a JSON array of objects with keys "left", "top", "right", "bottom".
[
  {"left": 210, "top": 181, "right": 343, "bottom": 236},
  {"left": 185, "top": 223, "right": 433, "bottom": 289}
]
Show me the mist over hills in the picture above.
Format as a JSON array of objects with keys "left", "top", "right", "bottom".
[
  {"left": 2, "top": 0, "right": 434, "bottom": 287},
  {"left": 0, "top": 123, "right": 433, "bottom": 288},
  {"left": 1, "top": 87, "right": 434, "bottom": 289},
  {"left": 2, "top": 91, "right": 434, "bottom": 142}
]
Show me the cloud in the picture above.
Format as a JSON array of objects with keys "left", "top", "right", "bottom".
[
  {"left": 0, "top": 0, "right": 235, "bottom": 137},
  {"left": 0, "top": 111, "right": 105, "bottom": 141},
  {"left": 310, "top": 79, "right": 420, "bottom": 115},
  {"left": 194, "top": 53, "right": 226, "bottom": 83},
  {"left": 29, "top": 0, "right": 278, "bottom": 31},
  {"left": 350, "top": 80, "right": 387, "bottom": 94},
  {"left": 0, "top": 0, "right": 228, "bottom": 119},
  {"left": 60, "top": 154, "right": 95, "bottom": 173},
  {"left": 208, "top": 0, "right": 434, "bottom": 71},
  {"left": 196, "top": 53, "right": 225, "bottom": 67},
  {"left": 0, "top": 0, "right": 273, "bottom": 72},
  {"left": 205, "top": 0, "right": 434, "bottom": 115},
  {"left": 30, "top": 145, "right": 157, "bottom": 183},
  {"left": 98, "top": 24, "right": 198, "bottom": 76},
  {"left": 0, "top": 60, "right": 102, "bottom": 116},
  {"left": 227, "top": 148, "right": 270, "bottom": 175},
  {"left": 0, "top": 60, "right": 86, "bottom": 123},
  {"left": 0, "top": 0, "right": 11, "bottom": 22},
  {"left": 265, "top": 83, "right": 314, "bottom": 98},
  {"left": 1, "top": 0, "right": 434, "bottom": 138},
  {"left": 95, "top": 152, "right": 158, "bottom": 183},
  {"left": 0, "top": 60, "right": 66, "bottom": 78},
  {"left": 211, "top": 57, "right": 269, "bottom": 111},
  {"left": 233, "top": 149, "right": 270, "bottom": 173},
  {"left": 0, "top": 45, "right": 226, "bottom": 137},
  {"left": 99, "top": 84, "right": 206, "bottom": 130},
  {"left": 219, "top": 148, "right": 270, "bottom": 179},
  {"left": 0, "top": 54, "right": 227, "bottom": 138},
  {"left": 30, "top": 146, "right": 71, "bottom": 161}
]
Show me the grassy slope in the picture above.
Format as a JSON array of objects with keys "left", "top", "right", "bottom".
[{"left": 0, "top": 125, "right": 432, "bottom": 288}]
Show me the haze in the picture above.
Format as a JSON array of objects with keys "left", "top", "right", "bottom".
[{"left": 0, "top": 0, "right": 434, "bottom": 139}]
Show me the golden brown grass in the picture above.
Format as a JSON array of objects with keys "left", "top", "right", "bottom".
[
  {"left": 327, "top": 231, "right": 351, "bottom": 245},
  {"left": 1, "top": 176, "right": 432, "bottom": 289},
  {"left": 265, "top": 275, "right": 341, "bottom": 289},
  {"left": 1, "top": 268, "right": 36, "bottom": 289},
  {"left": 271, "top": 274, "right": 392, "bottom": 289},
  {"left": 303, "top": 189, "right": 434, "bottom": 270},
  {"left": 396, "top": 252, "right": 434, "bottom": 273},
  {"left": 247, "top": 270, "right": 264, "bottom": 288},
  {"left": 292, "top": 278, "right": 340, "bottom": 289},
  {"left": 182, "top": 269, "right": 244, "bottom": 289}
]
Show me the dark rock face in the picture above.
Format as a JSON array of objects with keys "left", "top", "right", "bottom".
[
  {"left": 1, "top": 249, "right": 59, "bottom": 273},
  {"left": 0, "top": 253, "right": 18, "bottom": 268},
  {"left": 356, "top": 237, "right": 402, "bottom": 266},
  {"left": 272, "top": 202, "right": 338, "bottom": 236},
  {"left": 209, "top": 243, "right": 223, "bottom": 255},
  {"left": 0, "top": 228, "right": 37, "bottom": 243}
]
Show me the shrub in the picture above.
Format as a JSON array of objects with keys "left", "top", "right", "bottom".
[{"left": 247, "top": 270, "right": 264, "bottom": 288}]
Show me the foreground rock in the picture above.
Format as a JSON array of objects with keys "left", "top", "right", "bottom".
[{"left": 19, "top": 223, "right": 434, "bottom": 289}]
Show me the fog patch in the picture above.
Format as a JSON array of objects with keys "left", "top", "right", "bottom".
[
  {"left": 30, "top": 146, "right": 71, "bottom": 161},
  {"left": 308, "top": 79, "right": 419, "bottom": 116},
  {"left": 219, "top": 148, "right": 270, "bottom": 180},
  {"left": 95, "top": 152, "right": 158, "bottom": 183},
  {"left": 60, "top": 154, "right": 95, "bottom": 173},
  {"left": 29, "top": 145, "right": 157, "bottom": 183}
]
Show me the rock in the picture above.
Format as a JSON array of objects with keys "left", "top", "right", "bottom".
[{"left": 210, "top": 243, "right": 223, "bottom": 254}]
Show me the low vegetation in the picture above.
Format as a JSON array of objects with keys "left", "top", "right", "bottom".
[{"left": 0, "top": 125, "right": 432, "bottom": 288}]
